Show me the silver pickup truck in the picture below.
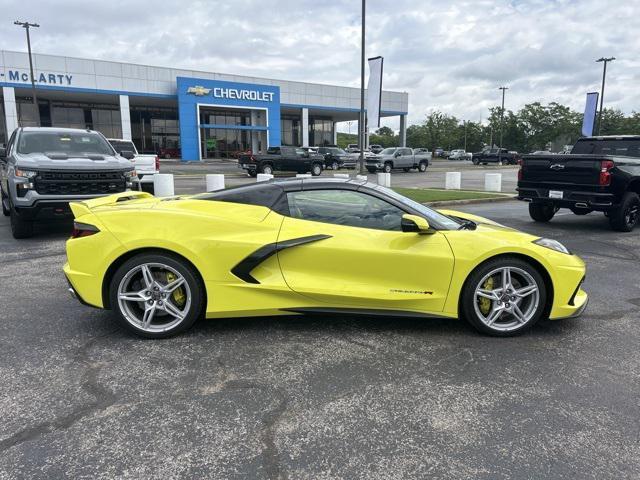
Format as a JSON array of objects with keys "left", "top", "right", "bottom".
[
  {"left": 0, "top": 127, "right": 136, "bottom": 238},
  {"left": 366, "top": 147, "right": 431, "bottom": 173}
]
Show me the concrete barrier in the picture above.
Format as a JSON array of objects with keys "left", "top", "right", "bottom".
[
  {"left": 257, "top": 173, "right": 274, "bottom": 182},
  {"left": 445, "top": 172, "right": 461, "bottom": 190},
  {"left": 296, "top": 173, "right": 312, "bottom": 178},
  {"left": 376, "top": 172, "right": 391, "bottom": 187},
  {"left": 356, "top": 175, "right": 368, "bottom": 181},
  {"left": 153, "top": 173, "right": 174, "bottom": 197},
  {"left": 205, "top": 174, "right": 225, "bottom": 192},
  {"left": 485, "top": 173, "right": 502, "bottom": 192},
  {"left": 333, "top": 173, "right": 350, "bottom": 178}
]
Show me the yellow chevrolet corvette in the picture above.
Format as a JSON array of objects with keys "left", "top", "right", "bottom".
[{"left": 63, "top": 178, "right": 587, "bottom": 338}]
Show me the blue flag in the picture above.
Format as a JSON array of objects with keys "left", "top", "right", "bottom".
[{"left": 582, "top": 92, "right": 599, "bottom": 137}]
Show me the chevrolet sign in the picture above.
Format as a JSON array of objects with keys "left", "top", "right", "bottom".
[{"left": 187, "top": 85, "right": 274, "bottom": 102}]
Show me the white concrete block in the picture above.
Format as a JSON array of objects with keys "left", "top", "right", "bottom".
[
  {"left": 257, "top": 174, "right": 274, "bottom": 182},
  {"left": 377, "top": 172, "right": 391, "bottom": 187},
  {"left": 356, "top": 175, "right": 368, "bottom": 181},
  {"left": 485, "top": 173, "right": 502, "bottom": 192},
  {"left": 445, "top": 172, "right": 462, "bottom": 190},
  {"left": 153, "top": 174, "right": 175, "bottom": 197},
  {"left": 296, "top": 174, "right": 312, "bottom": 178},
  {"left": 206, "top": 174, "right": 225, "bottom": 192},
  {"left": 333, "top": 173, "right": 350, "bottom": 178}
]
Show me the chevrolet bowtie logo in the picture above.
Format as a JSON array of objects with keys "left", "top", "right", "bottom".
[
  {"left": 550, "top": 164, "right": 565, "bottom": 170},
  {"left": 187, "top": 86, "right": 212, "bottom": 96}
]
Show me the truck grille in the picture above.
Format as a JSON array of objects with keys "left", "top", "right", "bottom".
[{"left": 35, "top": 171, "right": 127, "bottom": 196}]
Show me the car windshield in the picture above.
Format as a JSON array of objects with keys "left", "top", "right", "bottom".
[
  {"left": 333, "top": 148, "right": 347, "bottom": 154},
  {"left": 17, "top": 131, "right": 114, "bottom": 155},
  {"left": 372, "top": 185, "right": 462, "bottom": 230},
  {"left": 380, "top": 148, "right": 397, "bottom": 155}
]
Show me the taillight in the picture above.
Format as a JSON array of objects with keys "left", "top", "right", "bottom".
[
  {"left": 517, "top": 158, "right": 523, "bottom": 182},
  {"left": 599, "top": 160, "right": 614, "bottom": 186},
  {"left": 155, "top": 155, "right": 160, "bottom": 172},
  {"left": 71, "top": 222, "right": 100, "bottom": 239}
]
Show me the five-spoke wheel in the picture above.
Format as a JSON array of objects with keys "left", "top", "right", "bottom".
[
  {"left": 462, "top": 258, "right": 546, "bottom": 336},
  {"left": 110, "top": 253, "right": 204, "bottom": 338}
]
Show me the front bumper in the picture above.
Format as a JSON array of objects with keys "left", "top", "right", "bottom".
[
  {"left": 550, "top": 289, "right": 588, "bottom": 320},
  {"left": 517, "top": 187, "right": 616, "bottom": 211}
]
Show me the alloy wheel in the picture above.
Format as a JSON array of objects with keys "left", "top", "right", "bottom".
[
  {"left": 473, "top": 266, "right": 540, "bottom": 332},
  {"left": 625, "top": 204, "right": 639, "bottom": 227},
  {"left": 117, "top": 262, "right": 192, "bottom": 333}
]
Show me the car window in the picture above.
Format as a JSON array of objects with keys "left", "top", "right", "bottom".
[
  {"left": 400, "top": 148, "right": 412, "bottom": 155},
  {"left": 266, "top": 147, "right": 281, "bottom": 154},
  {"left": 287, "top": 189, "right": 405, "bottom": 231},
  {"left": 109, "top": 140, "right": 136, "bottom": 154},
  {"left": 295, "top": 148, "right": 306, "bottom": 156}
]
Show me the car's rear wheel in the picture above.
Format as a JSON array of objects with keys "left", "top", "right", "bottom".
[
  {"left": 461, "top": 258, "right": 547, "bottom": 336},
  {"left": 330, "top": 161, "right": 339, "bottom": 170},
  {"left": 311, "top": 163, "right": 323, "bottom": 176},
  {"left": 110, "top": 253, "right": 204, "bottom": 338},
  {"left": 248, "top": 170, "right": 257, "bottom": 177},
  {"left": 529, "top": 203, "right": 557, "bottom": 222},
  {"left": 418, "top": 161, "right": 428, "bottom": 172},
  {"left": 609, "top": 192, "right": 640, "bottom": 232}
]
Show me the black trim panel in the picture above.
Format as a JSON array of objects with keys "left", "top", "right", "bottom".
[
  {"left": 231, "top": 234, "right": 332, "bottom": 284},
  {"left": 281, "top": 307, "right": 449, "bottom": 319}
]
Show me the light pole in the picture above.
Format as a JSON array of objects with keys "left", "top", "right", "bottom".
[
  {"left": 14, "top": 20, "right": 40, "bottom": 126},
  {"left": 596, "top": 57, "right": 615, "bottom": 135},
  {"left": 498, "top": 86, "right": 508, "bottom": 164},
  {"left": 358, "top": 0, "right": 366, "bottom": 174},
  {"left": 463, "top": 120, "right": 467, "bottom": 151}
]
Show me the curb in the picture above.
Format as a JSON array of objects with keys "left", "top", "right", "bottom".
[{"left": 426, "top": 195, "right": 516, "bottom": 207}]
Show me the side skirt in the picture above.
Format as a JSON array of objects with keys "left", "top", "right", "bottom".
[{"left": 280, "top": 307, "right": 453, "bottom": 319}]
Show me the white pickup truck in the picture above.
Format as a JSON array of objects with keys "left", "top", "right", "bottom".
[{"left": 107, "top": 139, "right": 159, "bottom": 193}]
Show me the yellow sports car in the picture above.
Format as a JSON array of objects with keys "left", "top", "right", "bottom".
[{"left": 63, "top": 178, "right": 587, "bottom": 338}]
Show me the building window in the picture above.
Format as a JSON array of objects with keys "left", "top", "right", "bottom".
[
  {"left": 280, "top": 115, "right": 301, "bottom": 146},
  {"left": 130, "top": 106, "right": 179, "bottom": 154},
  {"left": 309, "top": 117, "right": 334, "bottom": 146}
]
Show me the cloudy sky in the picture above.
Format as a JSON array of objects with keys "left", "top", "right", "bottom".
[{"left": 2, "top": 0, "right": 639, "bottom": 131}]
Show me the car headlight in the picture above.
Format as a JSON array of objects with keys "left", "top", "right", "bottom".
[
  {"left": 15, "top": 168, "right": 37, "bottom": 179},
  {"left": 533, "top": 237, "right": 570, "bottom": 254},
  {"left": 123, "top": 169, "right": 137, "bottom": 178}
]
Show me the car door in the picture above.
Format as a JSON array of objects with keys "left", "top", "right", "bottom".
[
  {"left": 276, "top": 188, "right": 455, "bottom": 313},
  {"left": 399, "top": 148, "right": 413, "bottom": 167}
]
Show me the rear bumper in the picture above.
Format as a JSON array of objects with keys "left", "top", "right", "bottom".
[{"left": 517, "top": 187, "right": 616, "bottom": 211}]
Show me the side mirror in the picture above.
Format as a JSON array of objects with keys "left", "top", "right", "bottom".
[
  {"left": 401, "top": 214, "right": 432, "bottom": 234},
  {"left": 394, "top": 152, "right": 401, "bottom": 157},
  {"left": 120, "top": 150, "right": 135, "bottom": 160}
]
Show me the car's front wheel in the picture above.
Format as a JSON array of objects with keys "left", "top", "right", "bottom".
[
  {"left": 383, "top": 162, "right": 392, "bottom": 173},
  {"left": 330, "top": 161, "right": 339, "bottom": 170},
  {"left": 261, "top": 164, "right": 273, "bottom": 175},
  {"left": 9, "top": 202, "right": 34, "bottom": 239},
  {"left": 1, "top": 188, "right": 10, "bottom": 217},
  {"left": 461, "top": 257, "right": 547, "bottom": 336},
  {"left": 110, "top": 253, "right": 204, "bottom": 338}
]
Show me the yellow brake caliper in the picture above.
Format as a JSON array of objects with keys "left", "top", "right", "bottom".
[
  {"left": 165, "top": 272, "right": 186, "bottom": 307},
  {"left": 479, "top": 276, "right": 494, "bottom": 315}
]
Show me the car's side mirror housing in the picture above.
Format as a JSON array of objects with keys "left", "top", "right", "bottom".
[
  {"left": 394, "top": 152, "right": 401, "bottom": 157},
  {"left": 401, "top": 214, "right": 432, "bottom": 234},
  {"left": 120, "top": 150, "right": 135, "bottom": 160}
]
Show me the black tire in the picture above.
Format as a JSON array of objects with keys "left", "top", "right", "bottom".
[
  {"left": 609, "top": 192, "right": 640, "bottom": 232},
  {"left": 260, "top": 164, "right": 273, "bottom": 175},
  {"left": 461, "top": 257, "right": 547, "bottom": 337},
  {"left": 311, "top": 163, "right": 323, "bottom": 176},
  {"left": 402, "top": 167, "right": 410, "bottom": 172},
  {"left": 9, "top": 200, "right": 34, "bottom": 239},
  {"left": 140, "top": 183, "right": 155, "bottom": 194},
  {"left": 331, "top": 161, "right": 339, "bottom": 170},
  {"left": 366, "top": 167, "right": 376, "bottom": 174},
  {"left": 570, "top": 206, "right": 592, "bottom": 216},
  {"left": 529, "top": 203, "right": 557, "bottom": 222},
  {"left": 383, "top": 162, "right": 392, "bottom": 173},
  {"left": 418, "top": 161, "right": 428, "bottom": 172},
  {"left": 109, "top": 252, "right": 205, "bottom": 339},
  {"left": 1, "top": 188, "right": 9, "bottom": 217},
  {"left": 248, "top": 170, "right": 257, "bottom": 178}
]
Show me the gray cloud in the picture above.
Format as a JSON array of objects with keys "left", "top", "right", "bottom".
[{"left": 2, "top": 0, "right": 639, "bottom": 131}]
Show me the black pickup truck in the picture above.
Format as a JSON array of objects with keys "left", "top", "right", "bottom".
[
  {"left": 472, "top": 148, "right": 520, "bottom": 165},
  {"left": 238, "top": 146, "right": 325, "bottom": 177},
  {"left": 517, "top": 136, "right": 640, "bottom": 231}
]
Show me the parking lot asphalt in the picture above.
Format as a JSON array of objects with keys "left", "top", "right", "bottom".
[{"left": 1, "top": 198, "right": 639, "bottom": 479}]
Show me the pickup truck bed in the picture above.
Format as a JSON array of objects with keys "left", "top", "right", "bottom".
[{"left": 517, "top": 136, "right": 640, "bottom": 231}]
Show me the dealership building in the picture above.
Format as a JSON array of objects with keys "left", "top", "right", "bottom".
[{"left": 0, "top": 50, "right": 409, "bottom": 161}]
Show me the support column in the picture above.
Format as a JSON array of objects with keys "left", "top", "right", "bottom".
[
  {"left": 332, "top": 122, "right": 338, "bottom": 145},
  {"left": 119, "top": 95, "right": 132, "bottom": 140},
  {"left": 301, "top": 108, "right": 309, "bottom": 147},
  {"left": 3, "top": 87, "right": 19, "bottom": 136},
  {"left": 399, "top": 114, "right": 407, "bottom": 147},
  {"left": 250, "top": 110, "right": 259, "bottom": 153}
]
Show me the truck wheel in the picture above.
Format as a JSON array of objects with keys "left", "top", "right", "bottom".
[
  {"left": 366, "top": 167, "right": 376, "bottom": 174},
  {"left": 472, "top": 158, "right": 479, "bottom": 165},
  {"left": 418, "top": 161, "right": 428, "bottom": 172},
  {"left": 529, "top": 203, "right": 557, "bottom": 222},
  {"left": 248, "top": 170, "right": 257, "bottom": 178},
  {"left": 402, "top": 167, "right": 410, "bottom": 172},
  {"left": 10, "top": 205, "right": 34, "bottom": 239},
  {"left": 609, "top": 192, "right": 640, "bottom": 232},
  {"left": 330, "top": 161, "right": 339, "bottom": 170},
  {"left": 383, "top": 162, "right": 392, "bottom": 173},
  {"left": 261, "top": 164, "right": 273, "bottom": 175},
  {"left": 311, "top": 163, "right": 323, "bottom": 176}
]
